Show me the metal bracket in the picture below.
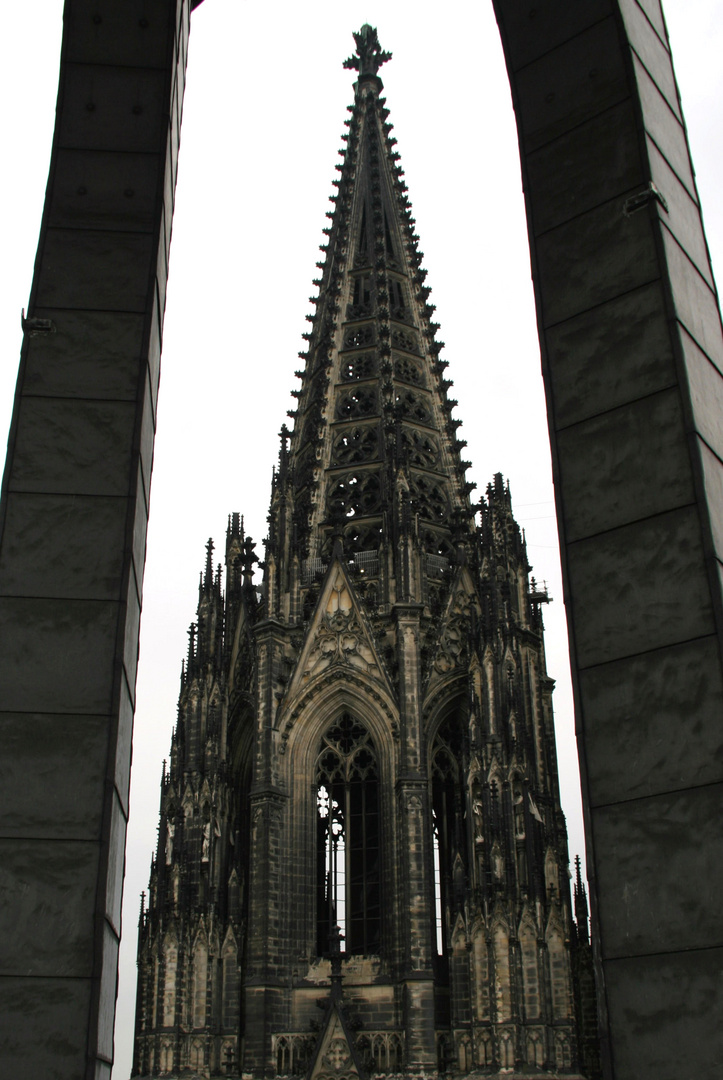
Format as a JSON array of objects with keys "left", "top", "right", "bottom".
[
  {"left": 624, "top": 181, "right": 669, "bottom": 216},
  {"left": 21, "top": 308, "right": 56, "bottom": 337}
]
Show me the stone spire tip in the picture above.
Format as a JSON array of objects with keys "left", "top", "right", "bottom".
[{"left": 343, "top": 24, "right": 391, "bottom": 78}]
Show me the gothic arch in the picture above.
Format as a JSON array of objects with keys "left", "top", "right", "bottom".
[
  {"left": 279, "top": 675, "right": 398, "bottom": 773},
  {"left": 423, "top": 678, "right": 469, "bottom": 756},
  {"left": 281, "top": 689, "right": 399, "bottom": 962},
  {"left": 227, "top": 699, "right": 255, "bottom": 782}
]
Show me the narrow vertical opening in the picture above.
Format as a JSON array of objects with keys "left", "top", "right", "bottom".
[
  {"left": 316, "top": 714, "right": 381, "bottom": 956},
  {"left": 432, "top": 809, "right": 444, "bottom": 954}
]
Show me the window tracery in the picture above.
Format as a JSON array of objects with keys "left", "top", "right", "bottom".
[
  {"left": 340, "top": 353, "right": 376, "bottom": 381},
  {"left": 337, "top": 387, "right": 377, "bottom": 420},
  {"left": 328, "top": 471, "right": 382, "bottom": 519},
  {"left": 333, "top": 426, "right": 379, "bottom": 466},
  {"left": 316, "top": 714, "right": 381, "bottom": 956},
  {"left": 344, "top": 324, "right": 375, "bottom": 349},
  {"left": 391, "top": 327, "right": 419, "bottom": 354},
  {"left": 401, "top": 428, "right": 439, "bottom": 468},
  {"left": 393, "top": 354, "right": 424, "bottom": 385},
  {"left": 347, "top": 274, "right": 373, "bottom": 319},
  {"left": 395, "top": 389, "right": 431, "bottom": 425},
  {"left": 430, "top": 716, "right": 467, "bottom": 960},
  {"left": 410, "top": 474, "right": 449, "bottom": 522},
  {"left": 388, "top": 278, "right": 406, "bottom": 319}
]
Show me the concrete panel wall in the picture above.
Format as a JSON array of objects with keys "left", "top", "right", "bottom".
[
  {"left": 1, "top": 2, "right": 721, "bottom": 1078},
  {"left": 493, "top": 2, "right": 723, "bottom": 1077},
  {"left": 0, "top": 2, "right": 190, "bottom": 1077}
]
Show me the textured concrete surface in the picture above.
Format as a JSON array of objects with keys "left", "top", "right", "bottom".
[
  {"left": 0, "top": 2, "right": 190, "bottom": 1077},
  {"left": 494, "top": 1, "right": 723, "bottom": 1076}
]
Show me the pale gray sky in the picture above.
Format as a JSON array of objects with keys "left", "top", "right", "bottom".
[{"left": 0, "top": 4, "right": 721, "bottom": 1077}]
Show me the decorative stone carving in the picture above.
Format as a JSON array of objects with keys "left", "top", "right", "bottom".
[{"left": 302, "top": 571, "right": 379, "bottom": 681}]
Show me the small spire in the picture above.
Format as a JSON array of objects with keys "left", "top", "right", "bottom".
[
  {"left": 204, "top": 538, "right": 214, "bottom": 590},
  {"left": 242, "top": 536, "right": 259, "bottom": 580},
  {"left": 343, "top": 24, "right": 391, "bottom": 78},
  {"left": 574, "top": 855, "right": 590, "bottom": 944},
  {"left": 278, "top": 424, "right": 290, "bottom": 480}
]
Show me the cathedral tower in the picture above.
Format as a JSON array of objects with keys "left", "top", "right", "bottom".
[{"left": 133, "top": 26, "right": 597, "bottom": 1080}]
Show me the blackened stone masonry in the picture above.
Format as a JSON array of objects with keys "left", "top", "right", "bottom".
[{"left": 132, "top": 27, "right": 597, "bottom": 1080}]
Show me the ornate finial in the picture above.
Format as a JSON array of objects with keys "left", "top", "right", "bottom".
[
  {"left": 343, "top": 24, "right": 391, "bottom": 78},
  {"left": 204, "top": 538, "right": 214, "bottom": 589}
]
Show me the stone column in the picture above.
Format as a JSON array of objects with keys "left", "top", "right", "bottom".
[{"left": 394, "top": 603, "right": 436, "bottom": 1071}]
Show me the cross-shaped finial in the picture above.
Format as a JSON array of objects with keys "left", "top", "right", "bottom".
[{"left": 343, "top": 24, "right": 391, "bottom": 77}]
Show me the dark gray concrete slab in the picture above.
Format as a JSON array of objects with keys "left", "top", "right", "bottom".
[
  {"left": 604, "top": 947, "right": 723, "bottom": 1080},
  {"left": 0, "top": 712, "right": 110, "bottom": 839},
  {"left": 593, "top": 782, "right": 723, "bottom": 957},
  {"left": 0, "top": 1, "right": 190, "bottom": 1077},
  {"left": 494, "top": 1, "right": 723, "bottom": 1075},
  {"left": 567, "top": 507, "right": 714, "bottom": 667},
  {"left": 555, "top": 388, "right": 694, "bottom": 542},
  {"left": 0, "top": 837, "right": 99, "bottom": 976},
  {"left": 0, "top": 977, "right": 91, "bottom": 1080},
  {"left": 546, "top": 282, "right": 678, "bottom": 428},
  {"left": 525, "top": 102, "right": 644, "bottom": 235},
  {"left": 579, "top": 636, "right": 723, "bottom": 805}
]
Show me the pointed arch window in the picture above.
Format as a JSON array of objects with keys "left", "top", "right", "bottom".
[
  {"left": 430, "top": 716, "right": 467, "bottom": 958},
  {"left": 316, "top": 714, "right": 381, "bottom": 956}
]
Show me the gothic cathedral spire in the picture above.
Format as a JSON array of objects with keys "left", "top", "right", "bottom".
[{"left": 133, "top": 28, "right": 599, "bottom": 1080}]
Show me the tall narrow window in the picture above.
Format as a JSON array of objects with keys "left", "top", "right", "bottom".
[
  {"left": 316, "top": 714, "right": 381, "bottom": 956},
  {"left": 432, "top": 810, "right": 444, "bottom": 954},
  {"left": 352, "top": 275, "right": 371, "bottom": 309},
  {"left": 384, "top": 210, "right": 396, "bottom": 259},
  {"left": 357, "top": 205, "right": 369, "bottom": 263},
  {"left": 430, "top": 716, "right": 467, "bottom": 958},
  {"left": 389, "top": 279, "right": 405, "bottom": 318}
]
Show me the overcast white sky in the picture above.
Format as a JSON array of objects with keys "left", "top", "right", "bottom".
[{"left": 1, "top": 3, "right": 721, "bottom": 1077}]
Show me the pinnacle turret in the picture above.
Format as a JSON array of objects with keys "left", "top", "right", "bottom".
[{"left": 574, "top": 854, "right": 590, "bottom": 945}]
